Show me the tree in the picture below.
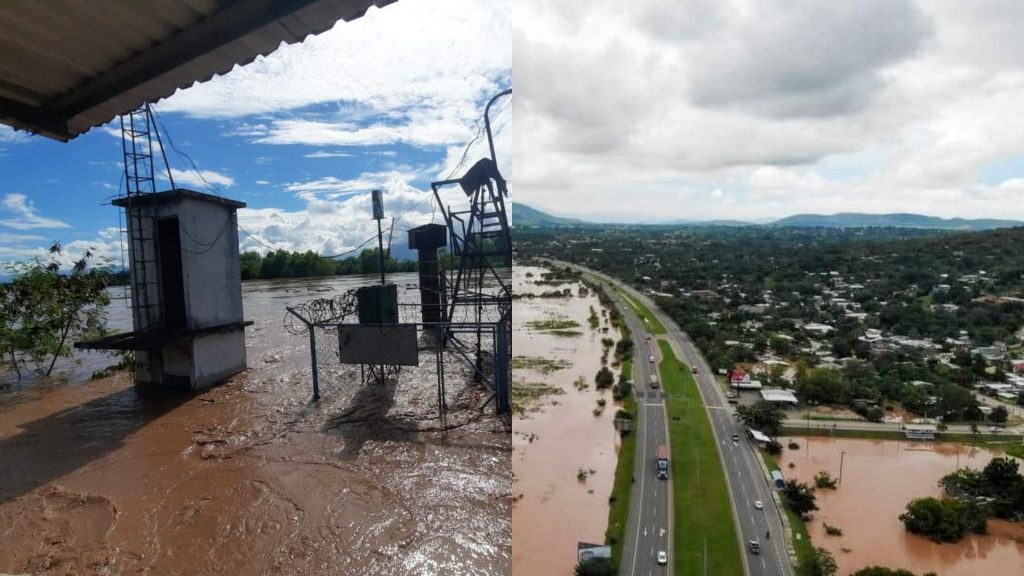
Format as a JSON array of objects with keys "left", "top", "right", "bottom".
[
  {"left": 736, "top": 401, "right": 785, "bottom": 436},
  {"left": 575, "top": 556, "right": 615, "bottom": 576},
  {"left": 990, "top": 405, "right": 1008, "bottom": 424},
  {"left": 899, "top": 497, "right": 987, "bottom": 542},
  {"left": 814, "top": 471, "right": 838, "bottom": 489},
  {"left": 851, "top": 568, "right": 917, "bottom": 576},
  {"left": 595, "top": 366, "right": 615, "bottom": 389},
  {"left": 982, "top": 457, "right": 1021, "bottom": 491},
  {"left": 781, "top": 479, "right": 818, "bottom": 516},
  {"left": 810, "top": 546, "right": 837, "bottom": 576},
  {"left": 0, "top": 244, "right": 111, "bottom": 377}
]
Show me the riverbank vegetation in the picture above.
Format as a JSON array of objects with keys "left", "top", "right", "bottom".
[
  {"left": 1, "top": 244, "right": 111, "bottom": 378},
  {"left": 239, "top": 247, "right": 416, "bottom": 280}
]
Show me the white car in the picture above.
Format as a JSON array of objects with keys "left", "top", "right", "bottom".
[
  {"left": 657, "top": 550, "right": 667, "bottom": 565},
  {"left": 754, "top": 500, "right": 764, "bottom": 510}
]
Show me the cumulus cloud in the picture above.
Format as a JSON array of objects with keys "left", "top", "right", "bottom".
[
  {"left": 165, "top": 168, "right": 235, "bottom": 189},
  {"left": 160, "top": 0, "right": 510, "bottom": 150},
  {"left": 0, "top": 194, "right": 72, "bottom": 230},
  {"left": 513, "top": 0, "right": 1024, "bottom": 221}
]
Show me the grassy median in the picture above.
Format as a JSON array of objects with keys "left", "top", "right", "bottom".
[
  {"left": 615, "top": 287, "right": 667, "bottom": 335},
  {"left": 658, "top": 341, "right": 742, "bottom": 575}
]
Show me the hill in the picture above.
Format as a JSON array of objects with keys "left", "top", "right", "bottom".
[
  {"left": 770, "top": 212, "right": 1022, "bottom": 231},
  {"left": 511, "top": 203, "right": 585, "bottom": 227}
]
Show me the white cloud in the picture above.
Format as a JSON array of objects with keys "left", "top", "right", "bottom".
[
  {"left": 255, "top": 180, "right": 272, "bottom": 186},
  {"left": 237, "top": 170, "right": 473, "bottom": 255},
  {"left": 159, "top": 0, "right": 510, "bottom": 150},
  {"left": 0, "top": 194, "right": 72, "bottom": 230},
  {"left": 304, "top": 151, "right": 354, "bottom": 159},
  {"left": 512, "top": 0, "right": 1024, "bottom": 221},
  {"left": 0, "top": 125, "right": 29, "bottom": 144},
  {"left": 165, "top": 168, "right": 235, "bottom": 189},
  {"left": 0, "top": 227, "right": 124, "bottom": 272}
]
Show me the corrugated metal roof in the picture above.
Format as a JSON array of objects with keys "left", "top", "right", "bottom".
[{"left": 0, "top": 0, "right": 397, "bottom": 141}]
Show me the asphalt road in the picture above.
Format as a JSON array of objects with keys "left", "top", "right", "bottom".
[
  {"left": 613, "top": 288, "right": 673, "bottom": 576},
  {"left": 562, "top": 261, "right": 794, "bottom": 576}
]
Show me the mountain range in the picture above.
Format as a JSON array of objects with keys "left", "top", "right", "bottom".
[{"left": 512, "top": 204, "right": 1023, "bottom": 231}]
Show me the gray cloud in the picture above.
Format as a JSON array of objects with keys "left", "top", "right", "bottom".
[{"left": 687, "top": 0, "right": 932, "bottom": 118}]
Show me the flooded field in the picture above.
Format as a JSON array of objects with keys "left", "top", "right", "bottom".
[
  {"left": 779, "top": 436, "right": 1024, "bottom": 575},
  {"left": 0, "top": 273, "right": 511, "bottom": 575},
  {"left": 512, "top": 265, "right": 619, "bottom": 574}
]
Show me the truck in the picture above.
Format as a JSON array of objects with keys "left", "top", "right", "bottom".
[
  {"left": 649, "top": 374, "right": 659, "bottom": 388},
  {"left": 656, "top": 445, "right": 669, "bottom": 479}
]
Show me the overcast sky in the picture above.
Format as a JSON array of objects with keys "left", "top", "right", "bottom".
[
  {"left": 514, "top": 0, "right": 1024, "bottom": 223},
  {"left": 0, "top": 0, "right": 509, "bottom": 269}
]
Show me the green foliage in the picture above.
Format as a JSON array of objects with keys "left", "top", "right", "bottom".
[
  {"left": 939, "top": 457, "right": 1024, "bottom": 522},
  {"left": 989, "top": 405, "right": 1008, "bottom": 424},
  {"left": 851, "top": 568, "right": 919, "bottom": 576},
  {"left": 823, "top": 522, "right": 842, "bottom": 536},
  {"left": 736, "top": 400, "right": 784, "bottom": 436},
  {"left": 517, "top": 225, "right": 1024, "bottom": 419},
  {"left": 899, "top": 496, "right": 988, "bottom": 542},
  {"left": 0, "top": 243, "right": 111, "bottom": 377},
  {"left": 814, "top": 471, "right": 838, "bottom": 489},
  {"left": 809, "top": 546, "right": 837, "bottom": 576},
  {"left": 595, "top": 366, "right": 615, "bottom": 389},
  {"left": 239, "top": 248, "right": 416, "bottom": 280},
  {"left": 575, "top": 556, "right": 615, "bottom": 576},
  {"left": 781, "top": 479, "right": 818, "bottom": 516}
]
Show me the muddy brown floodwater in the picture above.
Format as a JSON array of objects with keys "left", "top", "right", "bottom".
[
  {"left": 512, "top": 265, "right": 619, "bottom": 575},
  {"left": 0, "top": 273, "right": 511, "bottom": 576},
  {"left": 779, "top": 436, "right": 1024, "bottom": 575}
]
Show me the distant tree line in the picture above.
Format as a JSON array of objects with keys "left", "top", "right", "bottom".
[{"left": 239, "top": 248, "right": 417, "bottom": 280}]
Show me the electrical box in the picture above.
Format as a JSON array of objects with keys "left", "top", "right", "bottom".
[
  {"left": 356, "top": 284, "right": 399, "bottom": 324},
  {"left": 371, "top": 189, "right": 384, "bottom": 220}
]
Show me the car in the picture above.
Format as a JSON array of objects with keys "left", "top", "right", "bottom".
[
  {"left": 754, "top": 500, "right": 764, "bottom": 510},
  {"left": 649, "top": 355, "right": 656, "bottom": 363},
  {"left": 657, "top": 550, "right": 667, "bottom": 565},
  {"left": 731, "top": 433, "right": 739, "bottom": 442},
  {"left": 748, "top": 540, "right": 761, "bottom": 554},
  {"left": 691, "top": 367, "right": 698, "bottom": 374},
  {"left": 989, "top": 426, "right": 1003, "bottom": 433}
]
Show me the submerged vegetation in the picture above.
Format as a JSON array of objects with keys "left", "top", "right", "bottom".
[
  {"left": 511, "top": 381, "right": 565, "bottom": 416},
  {"left": 512, "top": 356, "right": 571, "bottom": 374}
]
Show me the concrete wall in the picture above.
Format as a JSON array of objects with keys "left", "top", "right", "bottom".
[
  {"left": 177, "top": 196, "right": 244, "bottom": 329},
  {"left": 191, "top": 330, "right": 247, "bottom": 388}
]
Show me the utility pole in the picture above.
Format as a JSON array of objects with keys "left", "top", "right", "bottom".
[{"left": 839, "top": 450, "right": 846, "bottom": 484}]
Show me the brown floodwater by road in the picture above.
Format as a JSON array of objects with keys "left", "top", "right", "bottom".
[
  {"left": 0, "top": 273, "right": 511, "bottom": 575},
  {"left": 779, "top": 436, "right": 1024, "bottom": 575},
  {"left": 512, "top": 265, "right": 619, "bottom": 575}
]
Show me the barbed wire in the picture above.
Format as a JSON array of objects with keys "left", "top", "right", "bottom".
[{"left": 283, "top": 291, "right": 359, "bottom": 335}]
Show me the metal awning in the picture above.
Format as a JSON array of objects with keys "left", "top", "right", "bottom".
[{"left": 0, "top": 0, "right": 396, "bottom": 141}]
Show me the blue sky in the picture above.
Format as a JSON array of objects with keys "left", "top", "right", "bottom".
[{"left": 0, "top": 0, "right": 510, "bottom": 269}]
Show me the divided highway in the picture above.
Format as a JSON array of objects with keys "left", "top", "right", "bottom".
[
  {"left": 611, "top": 288, "right": 673, "bottom": 576},
  {"left": 562, "top": 261, "right": 795, "bottom": 576}
]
